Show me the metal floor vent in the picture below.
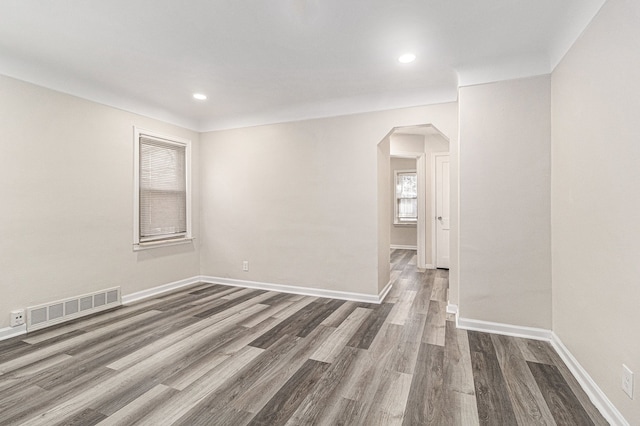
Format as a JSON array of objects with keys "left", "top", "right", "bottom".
[{"left": 27, "top": 287, "right": 121, "bottom": 332}]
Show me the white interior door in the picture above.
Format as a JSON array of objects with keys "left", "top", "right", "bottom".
[{"left": 435, "top": 154, "right": 450, "bottom": 269}]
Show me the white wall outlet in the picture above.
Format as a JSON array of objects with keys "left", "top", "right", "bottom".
[
  {"left": 10, "top": 309, "right": 25, "bottom": 327},
  {"left": 242, "top": 260, "right": 249, "bottom": 272},
  {"left": 622, "top": 364, "right": 634, "bottom": 399}
]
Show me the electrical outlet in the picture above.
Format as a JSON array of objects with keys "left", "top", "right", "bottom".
[
  {"left": 622, "top": 364, "right": 634, "bottom": 399},
  {"left": 10, "top": 309, "right": 25, "bottom": 327},
  {"left": 242, "top": 261, "right": 249, "bottom": 272}
]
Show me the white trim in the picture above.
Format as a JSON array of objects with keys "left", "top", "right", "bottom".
[
  {"left": 133, "top": 127, "right": 140, "bottom": 245},
  {"left": 550, "top": 333, "right": 629, "bottom": 426},
  {"left": 133, "top": 127, "right": 192, "bottom": 250},
  {"left": 390, "top": 244, "right": 417, "bottom": 250},
  {"left": 1, "top": 275, "right": 389, "bottom": 340},
  {"left": 199, "top": 276, "right": 387, "bottom": 304},
  {"left": 133, "top": 237, "right": 195, "bottom": 251},
  {"left": 377, "top": 280, "right": 394, "bottom": 303},
  {"left": 456, "top": 317, "right": 553, "bottom": 341},
  {"left": 390, "top": 150, "right": 421, "bottom": 159},
  {"left": 123, "top": 275, "right": 391, "bottom": 307},
  {"left": 455, "top": 317, "right": 627, "bottom": 424},
  {"left": 0, "top": 324, "right": 26, "bottom": 342},
  {"left": 416, "top": 154, "right": 427, "bottom": 269},
  {"left": 121, "top": 276, "right": 202, "bottom": 305},
  {"left": 424, "top": 264, "right": 436, "bottom": 270},
  {"left": 1, "top": 280, "right": 627, "bottom": 425},
  {"left": 393, "top": 169, "right": 418, "bottom": 226},
  {"left": 446, "top": 303, "right": 458, "bottom": 314}
]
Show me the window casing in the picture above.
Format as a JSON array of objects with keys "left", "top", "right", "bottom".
[
  {"left": 134, "top": 128, "right": 192, "bottom": 249},
  {"left": 394, "top": 170, "right": 418, "bottom": 225}
]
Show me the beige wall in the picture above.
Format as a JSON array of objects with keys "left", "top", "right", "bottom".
[
  {"left": 377, "top": 135, "right": 391, "bottom": 292},
  {"left": 552, "top": 0, "right": 640, "bottom": 421},
  {"left": 199, "top": 103, "right": 458, "bottom": 297},
  {"left": 0, "top": 75, "right": 457, "bottom": 330},
  {"left": 459, "top": 75, "right": 552, "bottom": 329},
  {"left": 390, "top": 157, "right": 417, "bottom": 248},
  {"left": 0, "top": 75, "right": 200, "bottom": 329},
  {"left": 390, "top": 134, "right": 424, "bottom": 155}
]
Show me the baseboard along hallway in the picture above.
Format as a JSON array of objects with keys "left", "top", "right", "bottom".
[{"left": 0, "top": 249, "right": 606, "bottom": 425}]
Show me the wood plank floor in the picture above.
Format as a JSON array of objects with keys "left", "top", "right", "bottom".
[{"left": 0, "top": 249, "right": 608, "bottom": 425}]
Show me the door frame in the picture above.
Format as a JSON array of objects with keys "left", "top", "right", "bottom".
[
  {"left": 416, "top": 153, "right": 427, "bottom": 269},
  {"left": 431, "top": 152, "right": 449, "bottom": 269}
]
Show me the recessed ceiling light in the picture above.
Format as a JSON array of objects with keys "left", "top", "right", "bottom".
[
  {"left": 398, "top": 53, "right": 416, "bottom": 64},
  {"left": 193, "top": 93, "right": 207, "bottom": 100}
]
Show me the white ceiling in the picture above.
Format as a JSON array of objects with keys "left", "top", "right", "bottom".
[{"left": 0, "top": 0, "right": 606, "bottom": 131}]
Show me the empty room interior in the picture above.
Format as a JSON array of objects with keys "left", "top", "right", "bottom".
[{"left": 0, "top": 0, "right": 639, "bottom": 424}]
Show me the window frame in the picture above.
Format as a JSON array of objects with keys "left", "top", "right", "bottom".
[
  {"left": 133, "top": 127, "right": 192, "bottom": 250},
  {"left": 394, "top": 169, "right": 418, "bottom": 225}
]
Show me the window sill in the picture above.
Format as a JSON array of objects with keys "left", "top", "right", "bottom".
[
  {"left": 393, "top": 222, "right": 417, "bottom": 227},
  {"left": 133, "top": 237, "right": 194, "bottom": 251}
]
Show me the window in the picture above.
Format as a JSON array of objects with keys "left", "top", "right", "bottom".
[
  {"left": 134, "top": 128, "right": 191, "bottom": 249},
  {"left": 394, "top": 170, "right": 417, "bottom": 224}
]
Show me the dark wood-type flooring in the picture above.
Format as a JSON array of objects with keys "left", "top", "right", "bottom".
[{"left": 0, "top": 249, "right": 608, "bottom": 425}]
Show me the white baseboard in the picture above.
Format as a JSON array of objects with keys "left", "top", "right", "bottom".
[
  {"left": 0, "top": 276, "right": 628, "bottom": 425},
  {"left": 199, "top": 276, "right": 386, "bottom": 304},
  {"left": 390, "top": 245, "right": 417, "bottom": 250},
  {"left": 0, "top": 324, "right": 26, "bottom": 341},
  {"left": 550, "top": 333, "right": 629, "bottom": 426},
  {"left": 424, "top": 264, "right": 436, "bottom": 269},
  {"left": 3, "top": 274, "right": 383, "bottom": 340},
  {"left": 4, "top": 276, "right": 385, "bottom": 342},
  {"left": 456, "top": 317, "right": 553, "bottom": 341},
  {"left": 455, "top": 316, "right": 627, "bottom": 425},
  {"left": 121, "top": 276, "right": 202, "bottom": 305},
  {"left": 378, "top": 280, "right": 394, "bottom": 303}
]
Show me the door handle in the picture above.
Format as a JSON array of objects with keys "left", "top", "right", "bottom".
[{"left": 437, "top": 216, "right": 442, "bottom": 220}]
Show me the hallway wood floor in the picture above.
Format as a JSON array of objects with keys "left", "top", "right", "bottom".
[{"left": 0, "top": 250, "right": 607, "bottom": 425}]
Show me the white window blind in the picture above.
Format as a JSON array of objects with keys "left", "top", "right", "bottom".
[
  {"left": 139, "top": 136, "right": 187, "bottom": 242},
  {"left": 395, "top": 171, "right": 418, "bottom": 224}
]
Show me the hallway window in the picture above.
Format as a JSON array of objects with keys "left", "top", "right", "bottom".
[
  {"left": 133, "top": 128, "right": 192, "bottom": 249},
  {"left": 395, "top": 170, "right": 417, "bottom": 224}
]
